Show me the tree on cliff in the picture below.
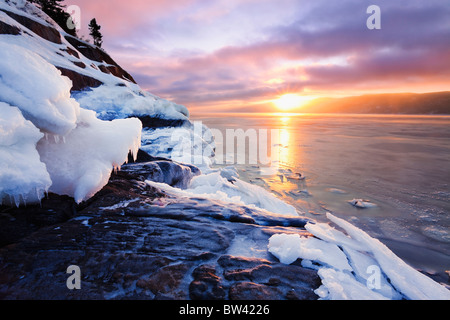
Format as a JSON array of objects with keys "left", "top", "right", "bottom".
[
  {"left": 28, "top": 0, "right": 77, "bottom": 36},
  {"left": 88, "top": 18, "right": 103, "bottom": 48}
]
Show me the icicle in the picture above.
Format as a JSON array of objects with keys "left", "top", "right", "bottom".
[
  {"left": 13, "top": 194, "right": 20, "bottom": 208},
  {"left": 45, "top": 132, "right": 49, "bottom": 141},
  {"left": 62, "top": 136, "right": 66, "bottom": 144},
  {"left": 54, "top": 134, "right": 60, "bottom": 143},
  {"left": 35, "top": 187, "right": 46, "bottom": 208},
  {"left": 21, "top": 193, "right": 27, "bottom": 207}
]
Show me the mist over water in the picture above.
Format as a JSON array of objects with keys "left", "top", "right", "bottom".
[{"left": 192, "top": 113, "right": 450, "bottom": 276}]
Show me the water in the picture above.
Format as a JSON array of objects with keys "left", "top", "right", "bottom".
[{"left": 192, "top": 113, "right": 450, "bottom": 277}]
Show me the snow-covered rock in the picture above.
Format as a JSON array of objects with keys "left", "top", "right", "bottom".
[
  {"left": 0, "top": 40, "right": 79, "bottom": 136},
  {"left": 0, "top": 31, "right": 140, "bottom": 204},
  {"left": 0, "top": 0, "right": 189, "bottom": 122},
  {"left": 0, "top": 0, "right": 198, "bottom": 204}
]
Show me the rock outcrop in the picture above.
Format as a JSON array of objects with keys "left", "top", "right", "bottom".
[
  {"left": 0, "top": 5, "right": 134, "bottom": 92},
  {"left": 0, "top": 153, "right": 320, "bottom": 300}
]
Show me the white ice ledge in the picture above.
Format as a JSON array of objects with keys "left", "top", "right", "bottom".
[{"left": 268, "top": 213, "right": 450, "bottom": 300}]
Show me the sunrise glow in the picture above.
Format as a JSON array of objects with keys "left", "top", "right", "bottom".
[{"left": 273, "top": 94, "right": 315, "bottom": 111}]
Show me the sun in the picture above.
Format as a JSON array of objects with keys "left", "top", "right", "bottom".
[{"left": 273, "top": 93, "right": 313, "bottom": 111}]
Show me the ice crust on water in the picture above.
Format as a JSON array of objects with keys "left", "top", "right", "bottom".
[
  {"left": 268, "top": 213, "right": 450, "bottom": 300},
  {"left": 0, "top": 41, "right": 141, "bottom": 204}
]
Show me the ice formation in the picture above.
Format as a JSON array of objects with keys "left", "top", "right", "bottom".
[
  {"left": 348, "top": 199, "right": 377, "bottom": 208},
  {"left": 140, "top": 122, "right": 216, "bottom": 172},
  {"left": 73, "top": 85, "right": 189, "bottom": 121},
  {"left": 0, "top": 40, "right": 79, "bottom": 136},
  {"left": 146, "top": 169, "right": 299, "bottom": 217},
  {"left": 268, "top": 213, "right": 450, "bottom": 300},
  {"left": 187, "top": 172, "right": 298, "bottom": 215},
  {"left": 0, "top": 40, "right": 141, "bottom": 204},
  {"left": 0, "top": 102, "right": 51, "bottom": 206}
]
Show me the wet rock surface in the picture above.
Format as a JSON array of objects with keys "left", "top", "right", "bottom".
[{"left": 0, "top": 154, "right": 320, "bottom": 300}]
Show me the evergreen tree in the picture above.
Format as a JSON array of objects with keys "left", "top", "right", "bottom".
[
  {"left": 88, "top": 18, "right": 103, "bottom": 48},
  {"left": 28, "top": 0, "right": 76, "bottom": 36}
]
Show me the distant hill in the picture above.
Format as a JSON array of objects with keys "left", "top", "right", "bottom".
[{"left": 300, "top": 91, "right": 450, "bottom": 115}]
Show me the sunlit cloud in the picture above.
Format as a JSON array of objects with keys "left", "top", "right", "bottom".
[{"left": 65, "top": 0, "right": 450, "bottom": 113}]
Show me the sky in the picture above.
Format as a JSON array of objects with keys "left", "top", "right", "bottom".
[{"left": 65, "top": 0, "right": 450, "bottom": 113}]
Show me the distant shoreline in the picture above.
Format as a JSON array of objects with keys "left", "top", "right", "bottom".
[{"left": 192, "top": 112, "right": 450, "bottom": 118}]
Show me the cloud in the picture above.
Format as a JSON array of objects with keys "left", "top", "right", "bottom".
[{"left": 66, "top": 0, "right": 450, "bottom": 112}]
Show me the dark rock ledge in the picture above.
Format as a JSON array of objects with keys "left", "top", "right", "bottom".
[{"left": 0, "top": 152, "right": 320, "bottom": 300}]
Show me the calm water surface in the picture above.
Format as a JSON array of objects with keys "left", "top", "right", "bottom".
[{"left": 192, "top": 113, "right": 450, "bottom": 277}]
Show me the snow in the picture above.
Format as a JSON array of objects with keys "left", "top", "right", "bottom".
[
  {"left": 1, "top": 0, "right": 190, "bottom": 123},
  {"left": 268, "top": 213, "right": 450, "bottom": 300},
  {"left": 0, "top": 39, "right": 141, "bottom": 204},
  {"left": 141, "top": 122, "right": 297, "bottom": 216},
  {"left": 0, "top": 0, "right": 58, "bottom": 29}
]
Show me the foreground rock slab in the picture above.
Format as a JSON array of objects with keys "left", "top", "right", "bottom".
[{"left": 0, "top": 161, "right": 320, "bottom": 300}]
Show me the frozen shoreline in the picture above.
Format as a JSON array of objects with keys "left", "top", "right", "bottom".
[{"left": 1, "top": 0, "right": 449, "bottom": 300}]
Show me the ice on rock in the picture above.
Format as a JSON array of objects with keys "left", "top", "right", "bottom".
[
  {"left": 326, "top": 213, "right": 450, "bottom": 300},
  {"left": 268, "top": 233, "right": 352, "bottom": 270},
  {"left": 0, "top": 41, "right": 80, "bottom": 136},
  {"left": 73, "top": 84, "right": 189, "bottom": 121},
  {"left": 146, "top": 169, "right": 299, "bottom": 216},
  {"left": 267, "top": 234, "right": 302, "bottom": 265},
  {"left": 141, "top": 124, "right": 216, "bottom": 172},
  {"left": 305, "top": 220, "right": 366, "bottom": 251},
  {"left": 38, "top": 109, "right": 141, "bottom": 203},
  {"left": 0, "top": 39, "right": 142, "bottom": 204},
  {"left": 268, "top": 213, "right": 450, "bottom": 300},
  {"left": 316, "top": 268, "right": 388, "bottom": 300},
  {"left": 0, "top": 102, "right": 51, "bottom": 205},
  {"left": 188, "top": 172, "right": 299, "bottom": 216}
]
